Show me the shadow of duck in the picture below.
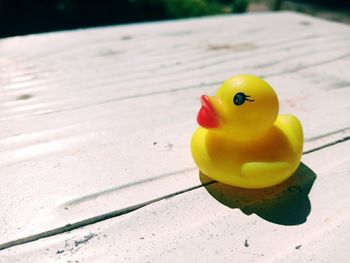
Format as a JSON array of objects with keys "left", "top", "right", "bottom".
[{"left": 200, "top": 162, "right": 316, "bottom": 226}]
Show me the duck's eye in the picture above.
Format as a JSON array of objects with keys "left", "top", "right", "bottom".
[
  {"left": 233, "top": 93, "right": 245, "bottom": 105},
  {"left": 233, "top": 92, "right": 254, "bottom": 106}
]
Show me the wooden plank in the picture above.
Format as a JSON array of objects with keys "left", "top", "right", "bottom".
[
  {"left": 1, "top": 140, "right": 349, "bottom": 262},
  {"left": 1, "top": 11, "right": 350, "bottom": 245},
  {"left": 1, "top": 13, "right": 350, "bottom": 123}
]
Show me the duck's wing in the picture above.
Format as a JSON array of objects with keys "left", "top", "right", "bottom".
[
  {"left": 239, "top": 115, "right": 303, "bottom": 188},
  {"left": 241, "top": 161, "right": 291, "bottom": 188},
  {"left": 275, "top": 114, "right": 304, "bottom": 155}
]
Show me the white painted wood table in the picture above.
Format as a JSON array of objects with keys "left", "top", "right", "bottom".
[{"left": 1, "top": 11, "right": 350, "bottom": 262}]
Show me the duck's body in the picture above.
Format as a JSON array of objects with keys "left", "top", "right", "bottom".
[
  {"left": 191, "top": 114, "right": 303, "bottom": 188},
  {"left": 191, "top": 75, "right": 303, "bottom": 189}
]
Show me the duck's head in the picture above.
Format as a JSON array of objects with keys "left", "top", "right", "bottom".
[{"left": 197, "top": 75, "right": 279, "bottom": 141}]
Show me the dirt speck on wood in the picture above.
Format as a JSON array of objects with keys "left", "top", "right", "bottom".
[
  {"left": 244, "top": 239, "right": 249, "bottom": 247},
  {"left": 16, "top": 94, "right": 32, "bottom": 100}
]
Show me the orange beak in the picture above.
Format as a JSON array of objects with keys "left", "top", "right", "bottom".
[{"left": 197, "top": 95, "right": 219, "bottom": 128}]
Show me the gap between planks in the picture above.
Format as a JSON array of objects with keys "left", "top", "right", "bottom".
[{"left": 0, "top": 130, "right": 349, "bottom": 251}]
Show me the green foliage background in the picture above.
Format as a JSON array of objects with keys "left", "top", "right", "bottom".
[
  {"left": 0, "top": 0, "right": 248, "bottom": 38},
  {"left": 1, "top": 0, "right": 348, "bottom": 38}
]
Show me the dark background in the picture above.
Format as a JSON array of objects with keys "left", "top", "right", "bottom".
[{"left": 0, "top": 0, "right": 349, "bottom": 38}]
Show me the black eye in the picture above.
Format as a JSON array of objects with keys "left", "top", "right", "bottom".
[{"left": 233, "top": 92, "right": 254, "bottom": 106}]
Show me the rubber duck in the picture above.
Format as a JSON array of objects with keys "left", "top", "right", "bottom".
[{"left": 191, "top": 75, "right": 303, "bottom": 189}]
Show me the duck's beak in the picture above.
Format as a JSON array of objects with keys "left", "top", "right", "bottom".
[{"left": 197, "top": 95, "right": 220, "bottom": 128}]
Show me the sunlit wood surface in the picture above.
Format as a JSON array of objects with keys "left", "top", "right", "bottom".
[{"left": 0, "top": 11, "right": 350, "bottom": 262}]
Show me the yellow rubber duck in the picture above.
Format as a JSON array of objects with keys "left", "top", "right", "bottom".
[{"left": 191, "top": 75, "right": 303, "bottom": 189}]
